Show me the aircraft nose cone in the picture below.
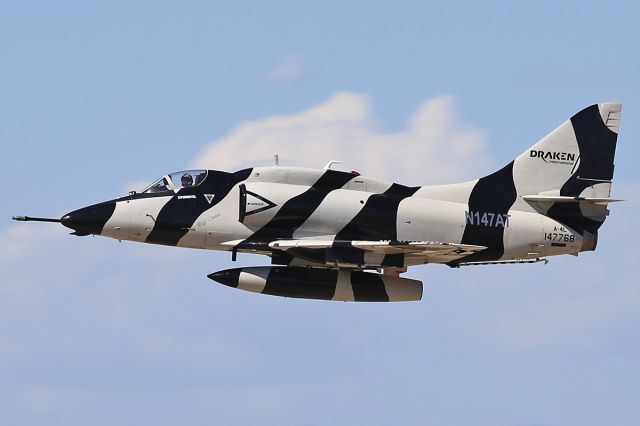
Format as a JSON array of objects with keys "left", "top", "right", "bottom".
[{"left": 61, "top": 202, "right": 116, "bottom": 236}]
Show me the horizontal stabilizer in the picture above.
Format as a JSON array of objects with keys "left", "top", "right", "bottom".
[{"left": 522, "top": 195, "right": 623, "bottom": 205}]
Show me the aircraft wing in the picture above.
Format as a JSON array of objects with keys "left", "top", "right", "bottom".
[
  {"left": 222, "top": 239, "right": 486, "bottom": 264},
  {"left": 267, "top": 239, "right": 485, "bottom": 256}
]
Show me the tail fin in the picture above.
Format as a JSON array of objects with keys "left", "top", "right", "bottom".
[
  {"left": 418, "top": 103, "right": 621, "bottom": 260},
  {"left": 418, "top": 102, "right": 621, "bottom": 235},
  {"left": 513, "top": 103, "right": 621, "bottom": 198},
  {"left": 512, "top": 103, "right": 622, "bottom": 235}
]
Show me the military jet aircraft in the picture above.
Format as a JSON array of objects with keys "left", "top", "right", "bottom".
[{"left": 14, "top": 103, "right": 622, "bottom": 302}]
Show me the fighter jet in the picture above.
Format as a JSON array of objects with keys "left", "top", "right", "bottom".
[{"left": 14, "top": 103, "right": 623, "bottom": 302}]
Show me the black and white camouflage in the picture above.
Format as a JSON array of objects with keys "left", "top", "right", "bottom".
[{"left": 16, "top": 103, "right": 622, "bottom": 302}]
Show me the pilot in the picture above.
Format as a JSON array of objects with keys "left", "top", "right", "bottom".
[{"left": 181, "top": 173, "right": 194, "bottom": 188}]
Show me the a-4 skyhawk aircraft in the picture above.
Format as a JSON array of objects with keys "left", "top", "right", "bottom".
[{"left": 14, "top": 103, "right": 623, "bottom": 302}]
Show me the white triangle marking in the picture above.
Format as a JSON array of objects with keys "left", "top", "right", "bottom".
[
  {"left": 245, "top": 192, "right": 271, "bottom": 213},
  {"left": 205, "top": 194, "right": 215, "bottom": 204}
]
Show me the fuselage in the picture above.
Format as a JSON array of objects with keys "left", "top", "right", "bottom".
[{"left": 61, "top": 166, "right": 591, "bottom": 270}]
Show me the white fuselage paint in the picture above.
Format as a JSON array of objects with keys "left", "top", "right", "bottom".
[
  {"left": 292, "top": 188, "right": 381, "bottom": 239},
  {"left": 102, "top": 195, "right": 174, "bottom": 242}
]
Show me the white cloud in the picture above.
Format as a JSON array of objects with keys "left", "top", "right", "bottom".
[
  {"left": 264, "top": 53, "right": 307, "bottom": 83},
  {"left": 0, "top": 224, "right": 61, "bottom": 260},
  {"left": 193, "top": 92, "right": 491, "bottom": 185}
]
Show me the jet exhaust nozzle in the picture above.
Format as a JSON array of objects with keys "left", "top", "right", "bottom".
[
  {"left": 580, "top": 230, "right": 598, "bottom": 252},
  {"left": 208, "top": 266, "right": 423, "bottom": 302}
]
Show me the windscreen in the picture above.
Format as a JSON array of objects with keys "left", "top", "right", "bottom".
[
  {"left": 141, "top": 170, "right": 208, "bottom": 194},
  {"left": 167, "top": 170, "right": 208, "bottom": 189},
  {"left": 141, "top": 177, "right": 171, "bottom": 194}
]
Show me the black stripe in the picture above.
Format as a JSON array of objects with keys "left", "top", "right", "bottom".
[
  {"left": 280, "top": 247, "right": 325, "bottom": 265},
  {"left": 326, "top": 245, "right": 366, "bottom": 266},
  {"left": 270, "top": 250, "right": 296, "bottom": 266},
  {"left": 335, "top": 183, "right": 419, "bottom": 241},
  {"left": 242, "top": 170, "right": 355, "bottom": 243},
  {"left": 261, "top": 267, "right": 338, "bottom": 300},
  {"left": 458, "top": 161, "right": 517, "bottom": 263},
  {"left": 233, "top": 168, "right": 253, "bottom": 182},
  {"left": 546, "top": 202, "right": 603, "bottom": 235},
  {"left": 569, "top": 104, "right": 617, "bottom": 182},
  {"left": 546, "top": 105, "right": 618, "bottom": 235},
  {"left": 554, "top": 105, "right": 617, "bottom": 198},
  {"left": 146, "top": 170, "right": 248, "bottom": 246},
  {"left": 381, "top": 253, "right": 405, "bottom": 268},
  {"left": 350, "top": 271, "right": 389, "bottom": 302}
]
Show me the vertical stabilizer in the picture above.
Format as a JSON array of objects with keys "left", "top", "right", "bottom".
[
  {"left": 512, "top": 103, "right": 621, "bottom": 199},
  {"left": 510, "top": 103, "right": 622, "bottom": 236}
]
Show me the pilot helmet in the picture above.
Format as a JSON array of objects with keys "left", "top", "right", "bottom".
[{"left": 181, "top": 173, "right": 193, "bottom": 187}]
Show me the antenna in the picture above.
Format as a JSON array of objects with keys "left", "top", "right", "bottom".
[
  {"left": 273, "top": 154, "right": 279, "bottom": 166},
  {"left": 323, "top": 160, "right": 342, "bottom": 170}
]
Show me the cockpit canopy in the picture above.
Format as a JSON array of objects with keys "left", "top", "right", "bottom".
[{"left": 142, "top": 170, "right": 208, "bottom": 194}]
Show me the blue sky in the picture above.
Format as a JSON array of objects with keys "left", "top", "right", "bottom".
[{"left": 1, "top": 1, "right": 639, "bottom": 425}]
